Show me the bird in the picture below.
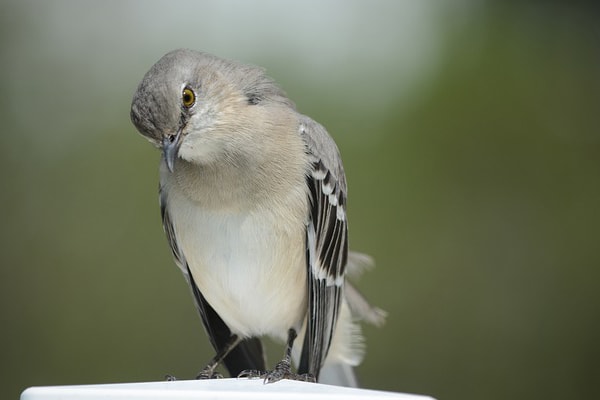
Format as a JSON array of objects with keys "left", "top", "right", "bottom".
[{"left": 130, "top": 49, "right": 385, "bottom": 386}]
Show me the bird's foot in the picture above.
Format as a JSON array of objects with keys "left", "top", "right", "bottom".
[
  {"left": 195, "top": 366, "right": 223, "bottom": 379},
  {"left": 294, "top": 373, "right": 317, "bottom": 383},
  {"left": 238, "top": 360, "right": 315, "bottom": 384},
  {"left": 237, "top": 369, "right": 266, "bottom": 379},
  {"left": 263, "top": 359, "right": 293, "bottom": 384}
]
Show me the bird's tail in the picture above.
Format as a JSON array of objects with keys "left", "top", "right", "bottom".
[
  {"left": 317, "top": 251, "right": 387, "bottom": 388},
  {"left": 318, "top": 362, "right": 359, "bottom": 387},
  {"left": 294, "top": 251, "right": 386, "bottom": 388}
]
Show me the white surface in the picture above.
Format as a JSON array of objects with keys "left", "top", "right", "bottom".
[{"left": 21, "top": 378, "right": 435, "bottom": 400}]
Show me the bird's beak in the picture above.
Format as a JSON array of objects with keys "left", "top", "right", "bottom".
[{"left": 162, "top": 128, "right": 184, "bottom": 173}]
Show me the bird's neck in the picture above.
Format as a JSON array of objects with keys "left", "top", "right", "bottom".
[{"left": 169, "top": 153, "right": 302, "bottom": 214}]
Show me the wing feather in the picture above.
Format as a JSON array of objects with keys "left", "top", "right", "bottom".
[{"left": 298, "top": 116, "right": 348, "bottom": 378}]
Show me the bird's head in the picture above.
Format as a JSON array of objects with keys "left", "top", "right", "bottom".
[{"left": 130, "top": 49, "right": 294, "bottom": 172}]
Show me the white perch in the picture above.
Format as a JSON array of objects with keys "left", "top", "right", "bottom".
[{"left": 21, "top": 378, "right": 436, "bottom": 400}]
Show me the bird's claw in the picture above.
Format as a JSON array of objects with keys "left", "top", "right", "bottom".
[
  {"left": 263, "top": 360, "right": 291, "bottom": 384},
  {"left": 237, "top": 369, "right": 266, "bottom": 379},
  {"left": 238, "top": 360, "right": 316, "bottom": 384},
  {"left": 295, "top": 373, "right": 317, "bottom": 383},
  {"left": 196, "top": 367, "right": 223, "bottom": 379}
]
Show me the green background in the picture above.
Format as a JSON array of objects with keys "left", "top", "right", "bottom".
[{"left": 1, "top": 1, "right": 599, "bottom": 399}]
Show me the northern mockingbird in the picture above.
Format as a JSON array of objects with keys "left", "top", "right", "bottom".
[{"left": 130, "top": 49, "right": 385, "bottom": 386}]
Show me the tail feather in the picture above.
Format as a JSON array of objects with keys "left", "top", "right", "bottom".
[{"left": 319, "top": 363, "right": 359, "bottom": 387}]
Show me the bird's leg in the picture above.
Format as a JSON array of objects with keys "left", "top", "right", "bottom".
[
  {"left": 263, "top": 328, "right": 297, "bottom": 383},
  {"left": 195, "top": 335, "right": 242, "bottom": 379},
  {"left": 238, "top": 328, "right": 316, "bottom": 384},
  {"left": 266, "top": 328, "right": 316, "bottom": 383}
]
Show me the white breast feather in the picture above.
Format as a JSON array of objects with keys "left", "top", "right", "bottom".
[{"left": 167, "top": 186, "right": 308, "bottom": 340}]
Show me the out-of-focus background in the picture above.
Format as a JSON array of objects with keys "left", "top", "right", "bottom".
[{"left": 1, "top": 1, "right": 599, "bottom": 399}]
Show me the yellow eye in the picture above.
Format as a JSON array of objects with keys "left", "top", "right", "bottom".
[{"left": 182, "top": 87, "right": 195, "bottom": 108}]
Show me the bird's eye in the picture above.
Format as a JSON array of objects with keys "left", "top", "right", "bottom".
[{"left": 182, "top": 87, "right": 195, "bottom": 108}]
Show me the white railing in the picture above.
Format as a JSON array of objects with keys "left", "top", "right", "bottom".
[{"left": 21, "top": 378, "right": 436, "bottom": 400}]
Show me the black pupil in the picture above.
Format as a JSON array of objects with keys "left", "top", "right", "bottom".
[{"left": 183, "top": 92, "right": 192, "bottom": 104}]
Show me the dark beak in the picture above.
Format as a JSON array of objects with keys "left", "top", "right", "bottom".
[{"left": 162, "top": 128, "right": 184, "bottom": 173}]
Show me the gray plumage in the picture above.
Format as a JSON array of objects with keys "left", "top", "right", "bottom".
[{"left": 130, "top": 49, "right": 384, "bottom": 386}]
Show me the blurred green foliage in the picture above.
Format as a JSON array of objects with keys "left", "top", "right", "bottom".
[{"left": 1, "top": 2, "right": 599, "bottom": 400}]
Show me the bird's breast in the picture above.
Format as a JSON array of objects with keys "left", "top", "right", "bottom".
[{"left": 166, "top": 181, "right": 308, "bottom": 340}]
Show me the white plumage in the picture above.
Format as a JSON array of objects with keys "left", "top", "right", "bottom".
[{"left": 161, "top": 160, "right": 308, "bottom": 340}]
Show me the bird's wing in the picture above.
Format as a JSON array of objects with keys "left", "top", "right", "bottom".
[
  {"left": 159, "top": 182, "right": 266, "bottom": 377},
  {"left": 298, "top": 115, "right": 348, "bottom": 379}
]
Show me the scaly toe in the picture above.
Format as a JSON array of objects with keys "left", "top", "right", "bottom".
[
  {"left": 263, "top": 360, "right": 294, "bottom": 384},
  {"left": 297, "top": 373, "right": 316, "bottom": 383},
  {"left": 238, "top": 369, "right": 266, "bottom": 379},
  {"left": 196, "top": 367, "right": 223, "bottom": 380}
]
